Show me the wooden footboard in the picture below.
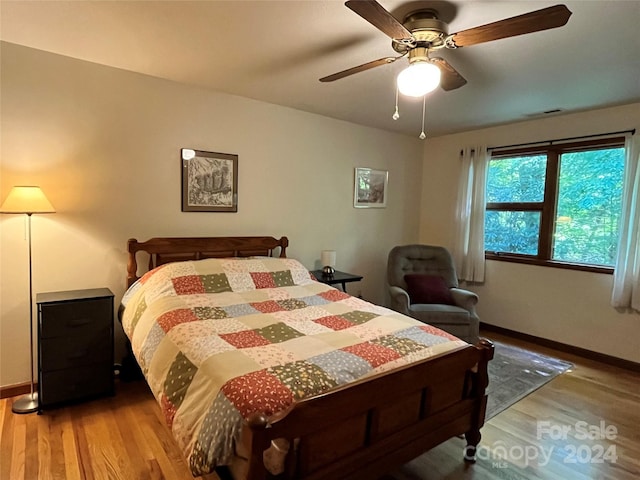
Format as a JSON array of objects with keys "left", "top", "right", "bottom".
[{"left": 235, "top": 339, "right": 494, "bottom": 480}]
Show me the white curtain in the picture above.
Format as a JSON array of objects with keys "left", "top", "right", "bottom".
[
  {"left": 611, "top": 134, "right": 640, "bottom": 311},
  {"left": 454, "top": 146, "right": 489, "bottom": 283}
]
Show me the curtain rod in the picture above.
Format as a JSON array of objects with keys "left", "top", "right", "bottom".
[{"left": 488, "top": 128, "right": 635, "bottom": 152}]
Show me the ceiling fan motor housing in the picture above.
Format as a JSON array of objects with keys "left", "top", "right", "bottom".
[{"left": 392, "top": 9, "right": 448, "bottom": 53}]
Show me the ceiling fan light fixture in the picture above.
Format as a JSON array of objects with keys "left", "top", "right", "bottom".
[{"left": 396, "top": 62, "right": 441, "bottom": 97}]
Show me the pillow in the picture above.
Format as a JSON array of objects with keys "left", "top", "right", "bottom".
[{"left": 403, "top": 274, "right": 455, "bottom": 305}]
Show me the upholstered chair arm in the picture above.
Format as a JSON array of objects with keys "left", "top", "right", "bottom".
[
  {"left": 389, "top": 286, "right": 411, "bottom": 315},
  {"left": 450, "top": 288, "right": 478, "bottom": 315}
]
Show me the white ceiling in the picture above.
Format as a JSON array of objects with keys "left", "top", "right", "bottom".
[{"left": 1, "top": 0, "right": 639, "bottom": 138}]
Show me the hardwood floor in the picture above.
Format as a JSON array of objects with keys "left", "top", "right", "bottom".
[{"left": 1, "top": 331, "right": 638, "bottom": 480}]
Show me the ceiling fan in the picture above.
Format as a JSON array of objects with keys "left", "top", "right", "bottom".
[{"left": 320, "top": 0, "right": 572, "bottom": 96}]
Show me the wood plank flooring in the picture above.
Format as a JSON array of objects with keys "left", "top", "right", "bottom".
[{"left": 1, "top": 331, "right": 638, "bottom": 480}]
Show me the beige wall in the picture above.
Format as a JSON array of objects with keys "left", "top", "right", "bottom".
[
  {"left": 420, "top": 103, "right": 640, "bottom": 363},
  {"left": 2, "top": 41, "right": 637, "bottom": 389},
  {"left": 0, "top": 43, "right": 424, "bottom": 387}
]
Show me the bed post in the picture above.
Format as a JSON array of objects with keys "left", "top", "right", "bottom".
[
  {"left": 278, "top": 236, "right": 289, "bottom": 258},
  {"left": 126, "top": 238, "right": 140, "bottom": 287},
  {"left": 464, "top": 338, "right": 494, "bottom": 462},
  {"left": 242, "top": 413, "right": 272, "bottom": 480}
]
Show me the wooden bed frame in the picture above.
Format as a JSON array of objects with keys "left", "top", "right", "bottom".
[
  {"left": 124, "top": 236, "right": 494, "bottom": 480},
  {"left": 126, "top": 236, "right": 289, "bottom": 287}
]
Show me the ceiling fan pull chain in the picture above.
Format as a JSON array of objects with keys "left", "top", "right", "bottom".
[
  {"left": 419, "top": 95, "right": 427, "bottom": 140},
  {"left": 392, "top": 86, "right": 400, "bottom": 120}
]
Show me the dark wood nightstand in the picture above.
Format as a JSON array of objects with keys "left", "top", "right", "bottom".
[
  {"left": 37, "top": 288, "right": 115, "bottom": 412},
  {"left": 310, "top": 270, "right": 363, "bottom": 294}
]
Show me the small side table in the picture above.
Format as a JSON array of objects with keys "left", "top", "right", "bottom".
[{"left": 311, "top": 270, "right": 363, "bottom": 294}]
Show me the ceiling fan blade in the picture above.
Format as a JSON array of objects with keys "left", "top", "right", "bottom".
[
  {"left": 320, "top": 56, "right": 403, "bottom": 82},
  {"left": 447, "top": 4, "right": 572, "bottom": 48},
  {"left": 430, "top": 57, "right": 467, "bottom": 91},
  {"left": 345, "top": 0, "right": 413, "bottom": 41}
]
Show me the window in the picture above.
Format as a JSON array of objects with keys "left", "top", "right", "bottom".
[{"left": 485, "top": 137, "right": 626, "bottom": 272}]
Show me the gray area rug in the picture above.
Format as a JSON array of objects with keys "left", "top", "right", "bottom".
[{"left": 486, "top": 340, "right": 573, "bottom": 419}]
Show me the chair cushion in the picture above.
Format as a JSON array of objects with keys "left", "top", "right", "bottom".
[
  {"left": 408, "top": 304, "right": 470, "bottom": 323},
  {"left": 404, "top": 274, "right": 456, "bottom": 305}
]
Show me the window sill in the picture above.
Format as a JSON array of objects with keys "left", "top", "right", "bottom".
[{"left": 485, "top": 253, "right": 614, "bottom": 274}]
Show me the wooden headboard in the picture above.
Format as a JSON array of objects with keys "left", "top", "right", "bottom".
[{"left": 126, "top": 236, "right": 289, "bottom": 287}]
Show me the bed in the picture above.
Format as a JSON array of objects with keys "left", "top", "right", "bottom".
[{"left": 120, "top": 235, "right": 494, "bottom": 480}]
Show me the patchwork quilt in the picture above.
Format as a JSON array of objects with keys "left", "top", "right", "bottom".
[{"left": 121, "top": 257, "right": 465, "bottom": 476}]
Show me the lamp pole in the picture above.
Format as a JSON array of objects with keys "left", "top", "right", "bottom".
[{"left": 12, "top": 213, "right": 38, "bottom": 414}]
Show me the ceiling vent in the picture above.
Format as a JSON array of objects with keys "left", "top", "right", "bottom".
[{"left": 525, "top": 108, "right": 564, "bottom": 118}]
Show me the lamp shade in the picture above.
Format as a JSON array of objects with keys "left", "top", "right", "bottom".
[
  {"left": 321, "top": 250, "right": 336, "bottom": 268},
  {"left": 0, "top": 186, "right": 55, "bottom": 214},
  {"left": 397, "top": 62, "right": 441, "bottom": 97}
]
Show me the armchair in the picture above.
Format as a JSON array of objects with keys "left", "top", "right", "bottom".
[{"left": 387, "top": 244, "right": 480, "bottom": 344}]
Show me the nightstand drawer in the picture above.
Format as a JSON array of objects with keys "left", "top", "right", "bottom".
[
  {"left": 40, "top": 298, "right": 112, "bottom": 339},
  {"left": 39, "top": 364, "right": 114, "bottom": 406},
  {"left": 40, "top": 330, "right": 112, "bottom": 372}
]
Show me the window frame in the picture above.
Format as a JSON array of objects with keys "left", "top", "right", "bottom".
[{"left": 485, "top": 136, "right": 626, "bottom": 274}]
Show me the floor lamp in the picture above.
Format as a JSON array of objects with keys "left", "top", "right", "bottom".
[{"left": 0, "top": 186, "right": 55, "bottom": 414}]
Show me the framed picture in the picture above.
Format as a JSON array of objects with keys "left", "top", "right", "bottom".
[
  {"left": 181, "top": 149, "right": 238, "bottom": 212},
  {"left": 354, "top": 167, "right": 388, "bottom": 208}
]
